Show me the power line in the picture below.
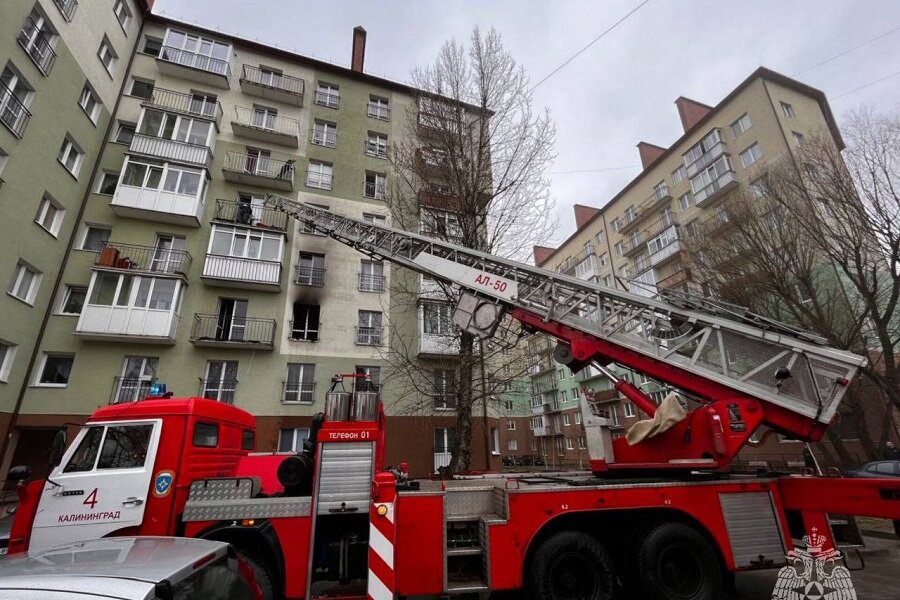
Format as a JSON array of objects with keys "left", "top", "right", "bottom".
[
  {"left": 832, "top": 69, "right": 900, "bottom": 100},
  {"left": 547, "top": 166, "right": 641, "bottom": 175},
  {"left": 530, "top": 0, "right": 652, "bottom": 92},
  {"left": 795, "top": 24, "right": 900, "bottom": 76}
]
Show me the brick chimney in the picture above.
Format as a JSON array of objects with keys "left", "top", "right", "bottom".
[
  {"left": 351, "top": 26, "right": 367, "bottom": 73},
  {"left": 533, "top": 246, "right": 556, "bottom": 267},
  {"left": 637, "top": 142, "right": 667, "bottom": 169},
  {"left": 674, "top": 96, "right": 712, "bottom": 132},
  {"left": 573, "top": 204, "right": 599, "bottom": 230}
]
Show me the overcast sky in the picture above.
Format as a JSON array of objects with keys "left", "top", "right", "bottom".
[{"left": 154, "top": 0, "right": 900, "bottom": 244}]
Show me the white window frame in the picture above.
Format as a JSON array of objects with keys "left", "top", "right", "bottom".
[
  {"left": 792, "top": 131, "right": 806, "bottom": 147},
  {"left": 624, "top": 402, "right": 635, "bottom": 418},
  {"left": 368, "top": 95, "right": 389, "bottom": 120},
  {"left": 671, "top": 165, "right": 686, "bottom": 185},
  {"left": 278, "top": 427, "right": 311, "bottom": 453},
  {"left": 113, "top": 0, "right": 131, "bottom": 31},
  {"left": 781, "top": 102, "right": 795, "bottom": 118},
  {"left": 678, "top": 192, "right": 693, "bottom": 211},
  {"left": 364, "top": 172, "right": 386, "bottom": 199},
  {"left": 58, "top": 136, "right": 84, "bottom": 177},
  {"left": 565, "top": 438, "right": 574, "bottom": 450},
  {"left": 311, "top": 120, "right": 336, "bottom": 147},
  {"left": 282, "top": 363, "right": 315, "bottom": 404},
  {"left": 161, "top": 29, "right": 231, "bottom": 76},
  {"left": 575, "top": 411, "right": 582, "bottom": 425},
  {"left": 79, "top": 83, "right": 101, "bottom": 124},
  {"left": 363, "top": 213, "right": 386, "bottom": 226},
  {"left": 35, "top": 194, "right": 64, "bottom": 236},
  {"left": 137, "top": 108, "right": 212, "bottom": 147},
  {"left": 366, "top": 132, "right": 388, "bottom": 158},
  {"left": 207, "top": 225, "right": 283, "bottom": 262},
  {"left": 0, "top": 341, "right": 17, "bottom": 382},
  {"left": 34, "top": 352, "right": 74, "bottom": 387},
  {"left": 128, "top": 78, "right": 154, "bottom": 99},
  {"left": 315, "top": 82, "right": 340, "bottom": 108},
  {"left": 507, "top": 419, "right": 516, "bottom": 431},
  {"left": 57, "top": 284, "right": 87, "bottom": 315},
  {"left": 563, "top": 414, "right": 571, "bottom": 426},
  {"left": 740, "top": 143, "right": 762, "bottom": 168},
  {"left": 85, "top": 271, "right": 181, "bottom": 311},
  {"left": 507, "top": 439, "right": 517, "bottom": 452},
  {"left": 422, "top": 302, "right": 453, "bottom": 335},
  {"left": 0, "top": 65, "right": 34, "bottom": 136},
  {"left": 731, "top": 113, "right": 751, "bottom": 138},
  {"left": 8, "top": 261, "right": 41, "bottom": 305},
  {"left": 119, "top": 156, "right": 204, "bottom": 201},
  {"left": 97, "top": 171, "right": 120, "bottom": 195},
  {"left": 80, "top": 225, "right": 111, "bottom": 251},
  {"left": 98, "top": 36, "right": 117, "bottom": 74},
  {"left": 202, "top": 360, "right": 238, "bottom": 403},
  {"left": 306, "top": 160, "right": 333, "bottom": 190}
]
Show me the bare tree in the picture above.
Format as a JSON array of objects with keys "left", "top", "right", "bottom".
[
  {"left": 684, "top": 108, "right": 900, "bottom": 466},
  {"left": 381, "top": 27, "right": 556, "bottom": 472}
]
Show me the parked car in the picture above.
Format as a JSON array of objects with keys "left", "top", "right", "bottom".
[
  {"left": 844, "top": 460, "right": 900, "bottom": 478},
  {"left": 0, "top": 536, "right": 260, "bottom": 599}
]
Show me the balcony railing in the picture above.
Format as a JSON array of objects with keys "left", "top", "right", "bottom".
[
  {"left": 222, "top": 151, "right": 295, "bottom": 185},
  {"left": 109, "top": 377, "right": 156, "bottom": 405},
  {"left": 53, "top": 0, "right": 78, "bottom": 21},
  {"left": 199, "top": 379, "right": 237, "bottom": 404},
  {"left": 241, "top": 64, "right": 305, "bottom": 99},
  {"left": 202, "top": 254, "right": 281, "bottom": 287},
  {"left": 434, "top": 393, "right": 458, "bottom": 410},
  {"left": 619, "top": 188, "right": 674, "bottom": 234},
  {"left": 282, "top": 381, "right": 315, "bottom": 404},
  {"left": 306, "top": 171, "right": 333, "bottom": 190},
  {"left": 356, "top": 326, "right": 383, "bottom": 346},
  {"left": 314, "top": 90, "right": 340, "bottom": 108},
  {"left": 367, "top": 103, "right": 390, "bottom": 121},
  {"left": 686, "top": 141, "right": 729, "bottom": 178},
  {"left": 189, "top": 313, "right": 276, "bottom": 347},
  {"left": 294, "top": 265, "right": 325, "bottom": 287},
  {"left": 365, "top": 140, "right": 388, "bottom": 158},
  {"left": 694, "top": 170, "right": 738, "bottom": 207},
  {"left": 233, "top": 106, "right": 299, "bottom": 138},
  {"left": 0, "top": 82, "right": 32, "bottom": 138},
  {"left": 310, "top": 129, "right": 336, "bottom": 148},
  {"left": 144, "top": 87, "right": 223, "bottom": 127},
  {"left": 96, "top": 242, "right": 192, "bottom": 276},
  {"left": 359, "top": 273, "right": 385, "bottom": 293},
  {"left": 130, "top": 133, "right": 212, "bottom": 168},
  {"left": 18, "top": 19, "right": 57, "bottom": 75},
  {"left": 288, "top": 320, "right": 320, "bottom": 342},
  {"left": 621, "top": 234, "right": 645, "bottom": 256},
  {"left": 649, "top": 239, "right": 682, "bottom": 268},
  {"left": 160, "top": 45, "right": 230, "bottom": 79},
  {"left": 214, "top": 199, "right": 288, "bottom": 231},
  {"left": 364, "top": 181, "right": 385, "bottom": 199},
  {"left": 656, "top": 265, "right": 691, "bottom": 289}
]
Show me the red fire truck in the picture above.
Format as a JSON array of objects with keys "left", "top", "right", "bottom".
[{"left": 8, "top": 198, "right": 900, "bottom": 600}]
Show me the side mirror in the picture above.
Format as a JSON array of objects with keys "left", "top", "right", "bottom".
[
  {"left": 49, "top": 429, "right": 67, "bottom": 469},
  {"left": 6, "top": 465, "right": 30, "bottom": 483}
]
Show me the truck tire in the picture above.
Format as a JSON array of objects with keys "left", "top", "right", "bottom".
[
  {"left": 527, "top": 530, "right": 616, "bottom": 600},
  {"left": 239, "top": 550, "right": 278, "bottom": 600},
  {"left": 632, "top": 523, "right": 722, "bottom": 600}
]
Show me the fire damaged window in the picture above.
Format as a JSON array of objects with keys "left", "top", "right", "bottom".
[
  {"left": 97, "top": 424, "right": 153, "bottom": 469},
  {"left": 193, "top": 422, "right": 219, "bottom": 448}
]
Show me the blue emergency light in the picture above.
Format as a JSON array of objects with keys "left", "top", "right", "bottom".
[{"left": 148, "top": 382, "right": 168, "bottom": 397}]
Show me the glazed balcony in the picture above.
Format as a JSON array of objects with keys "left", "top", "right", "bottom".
[
  {"left": 656, "top": 265, "right": 691, "bottom": 290},
  {"left": 129, "top": 133, "right": 213, "bottom": 169},
  {"left": 693, "top": 170, "right": 738, "bottom": 207},
  {"left": 189, "top": 313, "right": 276, "bottom": 349},
  {"left": 222, "top": 151, "right": 294, "bottom": 191},
  {"left": 627, "top": 268, "right": 657, "bottom": 298},
  {"left": 231, "top": 106, "right": 299, "bottom": 147},
  {"left": 686, "top": 140, "right": 729, "bottom": 178},
  {"left": 110, "top": 165, "right": 206, "bottom": 227},
  {"left": 157, "top": 45, "right": 231, "bottom": 89},
  {"left": 621, "top": 233, "right": 645, "bottom": 257},
  {"left": 420, "top": 332, "right": 460, "bottom": 356},
  {"left": 202, "top": 254, "right": 282, "bottom": 290},
  {"left": 0, "top": 82, "right": 31, "bottom": 138},
  {"left": 76, "top": 289, "right": 181, "bottom": 345},
  {"left": 213, "top": 199, "right": 289, "bottom": 231},
  {"left": 240, "top": 65, "right": 305, "bottom": 106},
  {"left": 18, "top": 18, "right": 57, "bottom": 75},
  {"left": 142, "top": 87, "right": 222, "bottom": 128},
  {"left": 94, "top": 242, "right": 192, "bottom": 277}
]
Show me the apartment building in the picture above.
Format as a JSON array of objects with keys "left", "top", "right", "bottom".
[
  {"left": 528, "top": 67, "right": 853, "bottom": 468},
  {"left": 0, "top": 4, "right": 511, "bottom": 479},
  {"left": 0, "top": 0, "right": 145, "bottom": 475}
]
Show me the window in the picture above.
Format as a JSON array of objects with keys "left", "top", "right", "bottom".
[
  {"left": 505, "top": 399, "right": 514, "bottom": 411},
  {"left": 58, "top": 285, "right": 86, "bottom": 315},
  {"left": 578, "top": 436, "right": 586, "bottom": 450},
  {"left": 290, "top": 303, "right": 320, "bottom": 342},
  {"left": 597, "top": 252, "right": 608, "bottom": 267},
  {"left": 359, "top": 260, "right": 384, "bottom": 292},
  {"left": 52, "top": 0, "right": 78, "bottom": 21},
  {"left": 671, "top": 166, "right": 686, "bottom": 185},
  {"left": 138, "top": 108, "right": 211, "bottom": 146},
  {"left": 306, "top": 160, "right": 333, "bottom": 190},
  {"left": 193, "top": 422, "right": 218, "bottom": 448},
  {"left": 0, "top": 341, "right": 16, "bottom": 382},
  {"left": 161, "top": 30, "right": 231, "bottom": 76},
  {"left": 364, "top": 172, "right": 386, "bottom": 199},
  {"left": 114, "top": 122, "right": 135, "bottom": 144},
  {"left": 565, "top": 438, "right": 574, "bottom": 450},
  {"left": 749, "top": 178, "right": 766, "bottom": 199},
  {"left": 602, "top": 274, "right": 612, "bottom": 287},
  {"left": 129, "top": 78, "right": 154, "bottom": 99},
  {"left": 366, "top": 132, "right": 388, "bottom": 158},
  {"left": 491, "top": 427, "right": 500, "bottom": 455},
  {"left": 209, "top": 225, "right": 283, "bottom": 262},
  {"left": 792, "top": 131, "right": 806, "bottom": 147},
  {"left": 35, "top": 194, "right": 64, "bottom": 236},
  {"left": 80, "top": 225, "right": 110, "bottom": 251},
  {"left": 202, "top": 360, "right": 238, "bottom": 403},
  {"left": 363, "top": 213, "right": 386, "bottom": 226},
  {"left": 781, "top": 102, "right": 795, "bottom": 118},
  {"left": 283, "top": 363, "right": 315, "bottom": 403},
  {"left": 256, "top": 67, "right": 284, "bottom": 88},
  {"left": 0, "top": 64, "right": 34, "bottom": 137},
  {"left": 357, "top": 310, "right": 383, "bottom": 345},
  {"left": 19, "top": 8, "right": 58, "bottom": 75},
  {"left": 315, "top": 82, "right": 340, "bottom": 108},
  {"left": 685, "top": 219, "right": 700, "bottom": 237},
  {"left": 563, "top": 414, "right": 571, "bottom": 426},
  {"left": 8, "top": 261, "right": 40, "bottom": 304},
  {"left": 678, "top": 192, "right": 693, "bottom": 211},
  {"left": 575, "top": 411, "right": 582, "bottom": 425},
  {"left": 610, "top": 406, "right": 619, "bottom": 426},
  {"left": 113, "top": 0, "right": 131, "bottom": 30},
  {"left": 120, "top": 158, "right": 203, "bottom": 199},
  {"left": 423, "top": 302, "right": 453, "bottom": 335},
  {"left": 37, "top": 353, "right": 74, "bottom": 386},
  {"left": 278, "top": 428, "right": 310, "bottom": 453},
  {"left": 507, "top": 439, "right": 518, "bottom": 452},
  {"left": 58, "top": 136, "right": 84, "bottom": 176},
  {"left": 141, "top": 36, "right": 162, "bottom": 57},
  {"left": 95, "top": 424, "right": 153, "bottom": 470},
  {"left": 190, "top": 92, "right": 218, "bottom": 118},
  {"left": 683, "top": 128, "right": 724, "bottom": 167},
  {"left": 507, "top": 419, "right": 516, "bottom": 431},
  {"left": 63, "top": 427, "right": 102, "bottom": 472},
  {"left": 434, "top": 369, "right": 457, "bottom": 409},
  {"left": 98, "top": 171, "right": 119, "bottom": 195},
  {"left": 88, "top": 272, "right": 179, "bottom": 311},
  {"left": 355, "top": 365, "right": 381, "bottom": 390},
  {"left": 731, "top": 113, "right": 751, "bottom": 138},
  {"left": 614, "top": 241, "right": 623, "bottom": 256},
  {"left": 740, "top": 143, "right": 762, "bottom": 168},
  {"left": 421, "top": 209, "right": 462, "bottom": 242},
  {"left": 624, "top": 402, "right": 635, "bottom": 418},
  {"left": 98, "top": 36, "right": 117, "bottom": 74},
  {"left": 79, "top": 83, "right": 100, "bottom": 123},
  {"left": 311, "top": 120, "right": 336, "bottom": 148},
  {"left": 368, "top": 95, "right": 389, "bottom": 120}
]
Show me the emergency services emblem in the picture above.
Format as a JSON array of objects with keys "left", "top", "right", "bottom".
[
  {"left": 152, "top": 470, "right": 174, "bottom": 497},
  {"left": 771, "top": 527, "right": 856, "bottom": 600}
]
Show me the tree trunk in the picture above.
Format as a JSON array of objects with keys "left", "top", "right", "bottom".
[{"left": 449, "top": 331, "right": 476, "bottom": 472}]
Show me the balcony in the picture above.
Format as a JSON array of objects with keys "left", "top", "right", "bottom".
[
  {"left": 94, "top": 242, "right": 192, "bottom": 277},
  {"left": 694, "top": 172, "right": 738, "bottom": 208},
  {"left": 143, "top": 87, "right": 222, "bottom": 129},
  {"left": 76, "top": 293, "right": 180, "bottom": 344},
  {"left": 650, "top": 240, "right": 682, "bottom": 268},
  {"left": 109, "top": 377, "right": 156, "bottom": 404},
  {"left": 282, "top": 381, "right": 315, "bottom": 404},
  {"left": 356, "top": 326, "right": 383, "bottom": 346},
  {"left": 531, "top": 400, "right": 553, "bottom": 415},
  {"left": 213, "top": 199, "right": 288, "bottom": 231},
  {"left": 231, "top": 107, "right": 299, "bottom": 147},
  {"left": 420, "top": 332, "right": 460, "bottom": 356},
  {"left": 18, "top": 19, "right": 57, "bottom": 75},
  {"left": 240, "top": 65, "right": 305, "bottom": 106},
  {"left": 157, "top": 45, "right": 231, "bottom": 89},
  {"left": 202, "top": 255, "right": 282, "bottom": 290},
  {"left": 621, "top": 233, "right": 645, "bottom": 257},
  {"left": 0, "top": 82, "right": 31, "bottom": 138},
  {"left": 52, "top": 0, "right": 78, "bottom": 21},
  {"left": 656, "top": 265, "right": 691, "bottom": 290},
  {"left": 199, "top": 380, "right": 237, "bottom": 404},
  {"left": 686, "top": 141, "right": 729, "bottom": 178},
  {"left": 189, "top": 313, "right": 276, "bottom": 349},
  {"left": 129, "top": 133, "right": 212, "bottom": 169},
  {"left": 222, "top": 152, "right": 294, "bottom": 191},
  {"left": 294, "top": 265, "right": 325, "bottom": 287},
  {"left": 111, "top": 172, "right": 205, "bottom": 227},
  {"left": 367, "top": 102, "right": 390, "bottom": 121},
  {"left": 288, "top": 320, "right": 320, "bottom": 343},
  {"left": 359, "top": 273, "right": 385, "bottom": 293},
  {"left": 627, "top": 268, "right": 657, "bottom": 298}
]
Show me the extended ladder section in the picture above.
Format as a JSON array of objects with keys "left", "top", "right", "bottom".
[{"left": 266, "top": 196, "right": 865, "bottom": 437}]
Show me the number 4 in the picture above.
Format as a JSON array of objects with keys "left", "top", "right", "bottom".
[{"left": 83, "top": 488, "right": 99, "bottom": 509}]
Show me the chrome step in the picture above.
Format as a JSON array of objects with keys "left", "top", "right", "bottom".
[
  {"left": 446, "top": 580, "right": 489, "bottom": 593},
  {"left": 447, "top": 546, "right": 483, "bottom": 556}
]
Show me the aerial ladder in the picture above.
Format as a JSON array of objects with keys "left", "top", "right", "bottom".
[{"left": 266, "top": 195, "right": 866, "bottom": 474}]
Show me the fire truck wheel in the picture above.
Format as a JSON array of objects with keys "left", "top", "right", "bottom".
[
  {"left": 632, "top": 523, "right": 722, "bottom": 600},
  {"left": 527, "top": 530, "right": 616, "bottom": 600},
  {"left": 239, "top": 550, "right": 277, "bottom": 600}
]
